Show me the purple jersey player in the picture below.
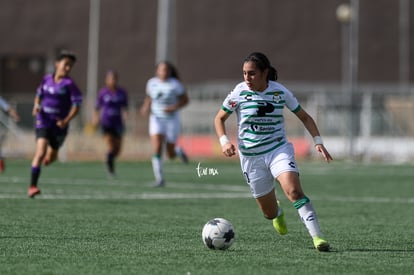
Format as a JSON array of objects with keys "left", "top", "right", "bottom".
[
  {"left": 28, "top": 50, "right": 82, "bottom": 198},
  {"left": 92, "top": 70, "right": 128, "bottom": 177}
]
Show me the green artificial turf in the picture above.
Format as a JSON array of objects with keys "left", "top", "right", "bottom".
[{"left": 0, "top": 159, "right": 413, "bottom": 274}]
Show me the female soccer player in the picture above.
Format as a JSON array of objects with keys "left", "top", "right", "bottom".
[
  {"left": 0, "top": 97, "right": 20, "bottom": 122},
  {"left": 214, "top": 52, "right": 332, "bottom": 251},
  {"left": 0, "top": 96, "right": 20, "bottom": 172},
  {"left": 92, "top": 70, "right": 128, "bottom": 177},
  {"left": 28, "top": 50, "right": 82, "bottom": 198},
  {"left": 140, "top": 61, "right": 189, "bottom": 187}
]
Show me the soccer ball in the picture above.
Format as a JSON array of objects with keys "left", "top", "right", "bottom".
[{"left": 202, "top": 218, "right": 235, "bottom": 250}]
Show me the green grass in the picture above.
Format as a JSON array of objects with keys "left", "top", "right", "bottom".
[{"left": 0, "top": 159, "right": 413, "bottom": 274}]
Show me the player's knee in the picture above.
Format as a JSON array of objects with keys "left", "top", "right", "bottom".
[
  {"left": 286, "top": 189, "right": 305, "bottom": 202},
  {"left": 34, "top": 150, "right": 47, "bottom": 162}
]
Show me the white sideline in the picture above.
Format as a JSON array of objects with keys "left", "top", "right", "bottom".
[
  {"left": 0, "top": 176, "right": 412, "bottom": 203},
  {"left": 0, "top": 192, "right": 412, "bottom": 203},
  {"left": 0, "top": 192, "right": 252, "bottom": 200},
  {"left": 0, "top": 176, "right": 247, "bottom": 191}
]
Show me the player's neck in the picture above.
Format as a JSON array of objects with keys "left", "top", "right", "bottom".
[
  {"left": 53, "top": 74, "right": 67, "bottom": 83},
  {"left": 108, "top": 87, "right": 117, "bottom": 92},
  {"left": 256, "top": 83, "right": 268, "bottom": 92}
]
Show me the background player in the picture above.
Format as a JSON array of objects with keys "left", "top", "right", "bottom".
[
  {"left": 92, "top": 70, "right": 128, "bottom": 178},
  {"left": 0, "top": 97, "right": 20, "bottom": 122},
  {"left": 0, "top": 96, "right": 20, "bottom": 172},
  {"left": 28, "top": 50, "right": 82, "bottom": 198},
  {"left": 214, "top": 52, "right": 332, "bottom": 251},
  {"left": 140, "top": 61, "right": 189, "bottom": 187}
]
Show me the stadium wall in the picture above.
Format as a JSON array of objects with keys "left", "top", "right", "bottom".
[{"left": 2, "top": 82, "right": 414, "bottom": 163}]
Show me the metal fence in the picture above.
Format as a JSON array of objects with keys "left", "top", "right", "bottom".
[
  {"left": 180, "top": 82, "right": 414, "bottom": 162},
  {"left": 2, "top": 82, "right": 414, "bottom": 162}
]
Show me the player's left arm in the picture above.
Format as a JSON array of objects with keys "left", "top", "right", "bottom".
[
  {"left": 57, "top": 104, "right": 80, "bottom": 129},
  {"left": 294, "top": 107, "right": 333, "bottom": 163},
  {"left": 164, "top": 93, "right": 189, "bottom": 113},
  {"left": 57, "top": 83, "right": 82, "bottom": 128},
  {"left": 122, "top": 103, "right": 129, "bottom": 122}
]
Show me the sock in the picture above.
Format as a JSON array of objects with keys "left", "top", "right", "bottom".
[
  {"left": 106, "top": 152, "right": 115, "bottom": 174},
  {"left": 276, "top": 203, "right": 283, "bottom": 217},
  {"left": 151, "top": 155, "right": 163, "bottom": 183},
  {"left": 175, "top": 146, "right": 182, "bottom": 158},
  {"left": 30, "top": 166, "right": 41, "bottom": 187},
  {"left": 175, "top": 146, "right": 188, "bottom": 163},
  {"left": 294, "top": 196, "right": 323, "bottom": 238}
]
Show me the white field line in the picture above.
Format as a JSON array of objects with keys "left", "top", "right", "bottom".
[
  {"left": 0, "top": 177, "right": 413, "bottom": 203},
  {"left": 0, "top": 192, "right": 252, "bottom": 200},
  {"left": 312, "top": 196, "right": 414, "bottom": 204},
  {"left": 0, "top": 176, "right": 247, "bottom": 192},
  {"left": 0, "top": 191, "right": 413, "bottom": 203}
]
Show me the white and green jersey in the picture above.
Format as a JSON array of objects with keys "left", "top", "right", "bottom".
[
  {"left": 221, "top": 81, "right": 301, "bottom": 156},
  {"left": 146, "top": 77, "right": 185, "bottom": 118}
]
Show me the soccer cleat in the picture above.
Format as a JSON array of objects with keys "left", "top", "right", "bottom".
[
  {"left": 272, "top": 202, "right": 287, "bottom": 235},
  {"left": 28, "top": 186, "right": 41, "bottom": 198},
  {"left": 107, "top": 172, "right": 116, "bottom": 180},
  {"left": 313, "top": 236, "right": 330, "bottom": 252},
  {"left": 153, "top": 179, "right": 165, "bottom": 188}
]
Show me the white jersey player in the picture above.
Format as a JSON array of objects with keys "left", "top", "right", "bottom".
[
  {"left": 140, "top": 62, "right": 189, "bottom": 187},
  {"left": 0, "top": 97, "right": 20, "bottom": 122},
  {"left": 214, "top": 52, "right": 333, "bottom": 252},
  {"left": 0, "top": 96, "right": 20, "bottom": 173}
]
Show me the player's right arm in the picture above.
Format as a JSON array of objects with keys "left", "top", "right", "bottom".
[
  {"left": 91, "top": 109, "right": 100, "bottom": 127},
  {"left": 92, "top": 91, "right": 103, "bottom": 127},
  {"left": 32, "top": 79, "right": 45, "bottom": 116},
  {"left": 139, "top": 95, "right": 152, "bottom": 117},
  {"left": 214, "top": 109, "right": 236, "bottom": 157},
  {"left": 32, "top": 96, "right": 41, "bottom": 116}
]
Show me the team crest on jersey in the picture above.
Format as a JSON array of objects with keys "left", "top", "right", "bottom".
[
  {"left": 44, "top": 85, "right": 55, "bottom": 94},
  {"left": 227, "top": 99, "right": 237, "bottom": 108},
  {"left": 273, "top": 92, "right": 283, "bottom": 103},
  {"left": 58, "top": 87, "right": 67, "bottom": 95}
]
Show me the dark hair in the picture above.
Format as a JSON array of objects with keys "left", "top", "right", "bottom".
[
  {"left": 106, "top": 69, "right": 118, "bottom": 79},
  {"left": 243, "top": 52, "right": 278, "bottom": 81},
  {"left": 157, "top": 61, "right": 180, "bottom": 80},
  {"left": 56, "top": 50, "right": 77, "bottom": 63}
]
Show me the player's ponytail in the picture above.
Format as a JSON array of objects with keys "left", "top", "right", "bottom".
[
  {"left": 158, "top": 61, "right": 180, "bottom": 80},
  {"left": 243, "top": 52, "right": 277, "bottom": 82},
  {"left": 168, "top": 64, "right": 180, "bottom": 80},
  {"left": 268, "top": 66, "right": 278, "bottom": 81}
]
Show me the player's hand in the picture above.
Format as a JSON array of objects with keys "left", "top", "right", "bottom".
[
  {"left": 32, "top": 104, "right": 41, "bottom": 116},
  {"left": 315, "top": 144, "right": 333, "bottom": 163},
  {"left": 164, "top": 105, "right": 177, "bottom": 113},
  {"left": 56, "top": 119, "right": 68, "bottom": 129},
  {"left": 222, "top": 143, "right": 236, "bottom": 157},
  {"left": 91, "top": 117, "right": 99, "bottom": 128},
  {"left": 139, "top": 106, "right": 149, "bottom": 117}
]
